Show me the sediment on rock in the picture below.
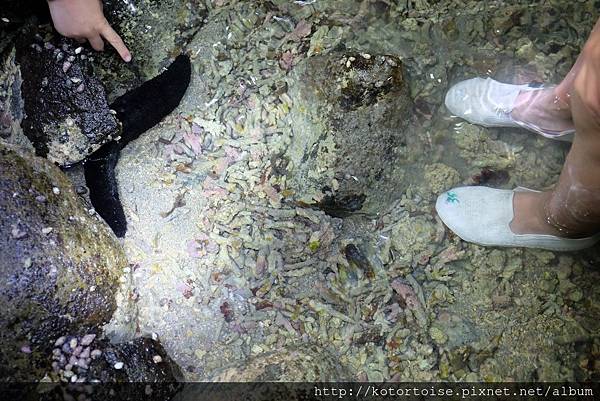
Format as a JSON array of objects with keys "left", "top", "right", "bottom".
[{"left": 284, "top": 52, "right": 413, "bottom": 215}]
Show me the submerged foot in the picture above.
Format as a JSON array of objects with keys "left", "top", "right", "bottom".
[
  {"left": 510, "top": 190, "right": 600, "bottom": 239},
  {"left": 509, "top": 191, "right": 566, "bottom": 237},
  {"left": 511, "top": 87, "right": 575, "bottom": 135},
  {"left": 445, "top": 78, "right": 575, "bottom": 140}
]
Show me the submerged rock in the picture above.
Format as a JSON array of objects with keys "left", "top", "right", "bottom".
[
  {"left": 0, "top": 143, "right": 126, "bottom": 381},
  {"left": 15, "top": 26, "right": 120, "bottom": 166},
  {"left": 0, "top": 46, "right": 29, "bottom": 149},
  {"left": 284, "top": 52, "right": 413, "bottom": 214},
  {"left": 98, "top": 0, "right": 207, "bottom": 99}
]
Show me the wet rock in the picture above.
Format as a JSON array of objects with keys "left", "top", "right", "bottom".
[
  {"left": 15, "top": 26, "right": 119, "bottom": 166},
  {"left": 0, "top": 143, "right": 126, "bottom": 380},
  {"left": 284, "top": 53, "right": 413, "bottom": 214},
  {"left": 453, "top": 123, "right": 519, "bottom": 170},
  {"left": 0, "top": 41, "right": 32, "bottom": 151},
  {"left": 97, "top": 0, "right": 207, "bottom": 99},
  {"left": 76, "top": 337, "right": 183, "bottom": 382},
  {"left": 391, "top": 215, "right": 437, "bottom": 266},
  {"left": 38, "top": 336, "right": 182, "bottom": 400},
  {"left": 424, "top": 163, "right": 461, "bottom": 195},
  {"left": 210, "top": 344, "right": 351, "bottom": 381}
]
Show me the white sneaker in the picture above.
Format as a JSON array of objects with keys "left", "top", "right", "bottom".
[
  {"left": 435, "top": 186, "right": 600, "bottom": 251},
  {"left": 445, "top": 77, "right": 574, "bottom": 142}
]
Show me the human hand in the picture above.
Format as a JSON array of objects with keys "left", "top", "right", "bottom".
[{"left": 47, "top": 0, "right": 132, "bottom": 62}]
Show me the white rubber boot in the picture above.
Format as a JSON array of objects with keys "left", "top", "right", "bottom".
[
  {"left": 435, "top": 186, "right": 600, "bottom": 251},
  {"left": 445, "top": 77, "right": 575, "bottom": 142}
]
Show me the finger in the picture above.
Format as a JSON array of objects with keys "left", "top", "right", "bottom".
[
  {"left": 100, "top": 23, "right": 132, "bottom": 62},
  {"left": 88, "top": 35, "right": 105, "bottom": 52}
]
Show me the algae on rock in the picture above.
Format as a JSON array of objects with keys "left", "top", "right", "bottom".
[
  {"left": 0, "top": 143, "right": 126, "bottom": 380},
  {"left": 284, "top": 52, "right": 413, "bottom": 214}
]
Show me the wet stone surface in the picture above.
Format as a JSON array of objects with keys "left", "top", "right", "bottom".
[
  {"left": 97, "top": 0, "right": 208, "bottom": 100},
  {"left": 15, "top": 25, "right": 119, "bottom": 166},
  {"left": 284, "top": 52, "right": 412, "bottom": 214},
  {"left": 0, "top": 143, "right": 126, "bottom": 381}
]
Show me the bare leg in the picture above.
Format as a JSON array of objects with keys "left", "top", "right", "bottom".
[
  {"left": 509, "top": 19, "right": 600, "bottom": 136},
  {"left": 510, "top": 20, "right": 600, "bottom": 238},
  {"left": 510, "top": 92, "right": 600, "bottom": 237}
]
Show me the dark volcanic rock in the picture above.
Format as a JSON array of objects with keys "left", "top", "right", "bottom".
[
  {"left": 284, "top": 53, "right": 413, "bottom": 215},
  {"left": 0, "top": 143, "right": 126, "bottom": 381},
  {"left": 46, "top": 335, "right": 183, "bottom": 383},
  {"left": 85, "top": 337, "right": 183, "bottom": 382},
  {"left": 15, "top": 26, "right": 120, "bottom": 166}
]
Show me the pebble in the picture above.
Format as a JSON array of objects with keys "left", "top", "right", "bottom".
[
  {"left": 72, "top": 345, "right": 83, "bottom": 356},
  {"left": 80, "top": 334, "right": 96, "bottom": 346},
  {"left": 69, "top": 355, "right": 78, "bottom": 366},
  {"left": 113, "top": 361, "right": 124, "bottom": 370},
  {"left": 90, "top": 349, "right": 102, "bottom": 359},
  {"left": 11, "top": 225, "right": 26, "bottom": 239},
  {"left": 152, "top": 355, "right": 163, "bottom": 364},
  {"left": 79, "top": 347, "right": 90, "bottom": 359},
  {"left": 76, "top": 83, "right": 85, "bottom": 93},
  {"left": 63, "top": 370, "right": 74, "bottom": 378},
  {"left": 42, "top": 227, "right": 53, "bottom": 235},
  {"left": 69, "top": 338, "right": 78, "bottom": 349},
  {"left": 75, "top": 47, "right": 83, "bottom": 54},
  {"left": 54, "top": 336, "right": 67, "bottom": 346},
  {"left": 52, "top": 187, "right": 61, "bottom": 195},
  {"left": 78, "top": 358, "right": 89, "bottom": 370},
  {"left": 62, "top": 61, "right": 72, "bottom": 73},
  {"left": 35, "top": 195, "right": 47, "bottom": 203},
  {"left": 20, "top": 345, "right": 31, "bottom": 354}
]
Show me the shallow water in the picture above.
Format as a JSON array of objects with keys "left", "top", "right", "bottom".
[{"left": 105, "top": 0, "right": 600, "bottom": 381}]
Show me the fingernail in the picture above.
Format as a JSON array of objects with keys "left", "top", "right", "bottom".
[{"left": 124, "top": 54, "right": 132, "bottom": 62}]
